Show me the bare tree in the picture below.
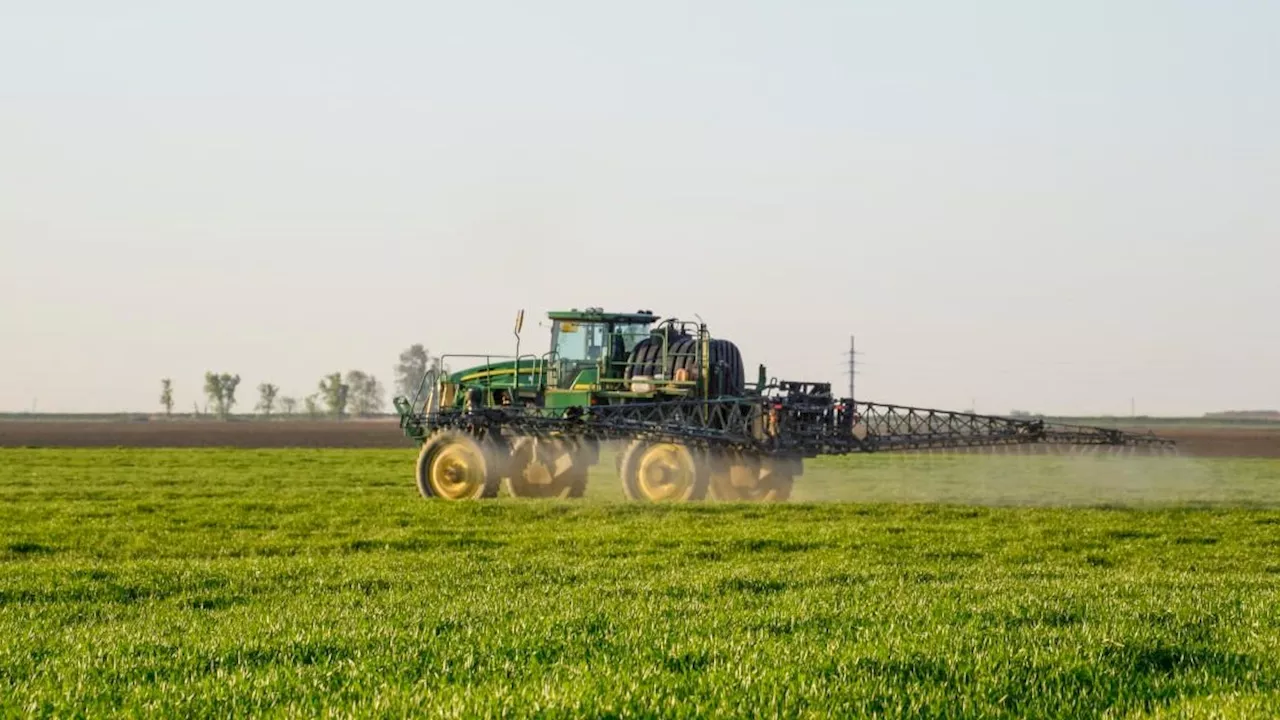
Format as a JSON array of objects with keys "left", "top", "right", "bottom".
[
  {"left": 304, "top": 394, "right": 320, "bottom": 419},
  {"left": 280, "top": 396, "right": 298, "bottom": 416},
  {"left": 318, "top": 373, "right": 348, "bottom": 419},
  {"left": 256, "top": 383, "right": 279, "bottom": 417},
  {"left": 159, "top": 379, "right": 174, "bottom": 416}
]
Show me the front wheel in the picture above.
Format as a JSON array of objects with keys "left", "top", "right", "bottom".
[{"left": 416, "top": 429, "right": 503, "bottom": 500}]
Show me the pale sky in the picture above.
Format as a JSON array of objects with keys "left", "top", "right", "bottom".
[{"left": 2, "top": 0, "right": 1277, "bottom": 416}]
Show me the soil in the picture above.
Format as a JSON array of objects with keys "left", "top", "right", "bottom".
[
  {"left": 0, "top": 419, "right": 415, "bottom": 449},
  {"left": 1, "top": 419, "right": 1277, "bottom": 457},
  {"left": 1125, "top": 426, "right": 1280, "bottom": 459}
]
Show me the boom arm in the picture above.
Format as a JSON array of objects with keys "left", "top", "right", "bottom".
[{"left": 398, "top": 379, "right": 1176, "bottom": 457}]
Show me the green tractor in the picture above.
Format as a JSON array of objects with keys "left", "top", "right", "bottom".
[
  {"left": 394, "top": 307, "right": 795, "bottom": 503},
  {"left": 393, "top": 307, "right": 1181, "bottom": 504}
]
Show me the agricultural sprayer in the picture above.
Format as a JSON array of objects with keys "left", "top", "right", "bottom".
[{"left": 392, "top": 308, "right": 1177, "bottom": 501}]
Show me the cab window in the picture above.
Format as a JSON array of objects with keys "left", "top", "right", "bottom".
[
  {"left": 552, "top": 320, "right": 606, "bottom": 361},
  {"left": 613, "top": 323, "right": 651, "bottom": 353}
]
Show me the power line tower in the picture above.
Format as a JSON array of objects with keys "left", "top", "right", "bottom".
[{"left": 844, "top": 335, "right": 862, "bottom": 400}]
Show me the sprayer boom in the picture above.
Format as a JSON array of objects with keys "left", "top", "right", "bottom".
[
  {"left": 393, "top": 307, "right": 1177, "bottom": 502},
  {"left": 402, "top": 384, "right": 1174, "bottom": 459}
]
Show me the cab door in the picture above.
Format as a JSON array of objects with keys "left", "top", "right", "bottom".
[{"left": 549, "top": 320, "right": 605, "bottom": 390}]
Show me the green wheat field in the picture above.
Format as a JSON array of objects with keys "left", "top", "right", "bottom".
[{"left": 3, "top": 448, "right": 1280, "bottom": 717}]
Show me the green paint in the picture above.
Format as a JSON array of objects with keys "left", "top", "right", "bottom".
[
  {"left": 569, "top": 366, "right": 599, "bottom": 389},
  {"left": 546, "top": 309, "right": 656, "bottom": 324},
  {"left": 448, "top": 359, "right": 545, "bottom": 389},
  {"left": 395, "top": 307, "right": 752, "bottom": 437},
  {"left": 543, "top": 390, "right": 593, "bottom": 408}
]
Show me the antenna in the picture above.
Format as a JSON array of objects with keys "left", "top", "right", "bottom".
[{"left": 513, "top": 308, "right": 526, "bottom": 384}]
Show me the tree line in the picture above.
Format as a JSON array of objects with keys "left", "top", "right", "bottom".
[{"left": 157, "top": 344, "right": 448, "bottom": 420}]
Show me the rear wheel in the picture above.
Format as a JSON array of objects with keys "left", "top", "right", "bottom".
[
  {"left": 708, "top": 449, "right": 796, "bottom": 502},
  {"left": 415, "top": 429, "right": 503, "bottom": 500},
  {"left": 504, "top": 436, "right": 589, "bottom": 498},
  {"left": 619, "top": 439, "right": 709, "bottom": 502}
]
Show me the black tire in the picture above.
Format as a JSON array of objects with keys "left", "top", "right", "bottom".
[
  {"left": 708, "top": 339, "right": 745, "bottom": 397},
  {"left": 668, "top": 337, "right": 698, "bottom": 379},
  {"left": 626, "top": 334, "right": 745, "bottom": 396},
  {"left": 642, "top": 337, "right": 667, "bottom": 376},
  {"left": 708, "top": 449, "right": 795, "bottom": 502},
  {"left": 626, "top": 332, "right": 692, "bottom": 380},
  {"left": 565, "top": 465, "right": 589, "bottom": 498},
  {"left": 415, "top": 429, "right": 503, "bottom": 500},
  {"left": 624, "top": 338, "right": 652, "bottom": 379},
  {"left": 504, "top": 436, "right": 590, "bottom": 499}
]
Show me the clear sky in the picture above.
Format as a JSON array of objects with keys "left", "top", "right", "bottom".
[{"left": 2, "top": 0, "right": 1276, "bottom": 416}]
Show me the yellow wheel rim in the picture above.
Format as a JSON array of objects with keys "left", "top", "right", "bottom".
[
  {"left": 635, "top": 443, "right": 697, "bottom": 501},
  {"left": 429, "top": 440, "right": 487, "bottom": 500}
]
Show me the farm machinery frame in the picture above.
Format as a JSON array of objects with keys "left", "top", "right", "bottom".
[{"left": 393, "top": 308, "right": 1177, "bottom": 502}]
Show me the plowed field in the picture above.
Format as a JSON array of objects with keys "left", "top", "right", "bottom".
[
  {"left": 1, "top": 419, "right": 1277, "bottom": 456},
  {"left": 0, "top": 419, "right": 411, "bottom": 449}
]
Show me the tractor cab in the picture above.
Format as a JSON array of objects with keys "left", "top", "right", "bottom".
[{"left": 546, "top": 308, "right": 655, "bottom": 390}]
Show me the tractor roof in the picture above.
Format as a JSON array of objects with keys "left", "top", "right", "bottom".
[{"left": 546, "top": 308, "right": 657, "bottom": 324}]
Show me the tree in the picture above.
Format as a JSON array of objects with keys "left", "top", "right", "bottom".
[
  {"left": 395, "top": 345, "right": 429, "bottom": 400},
  {"left": 280, "top": 396, "right": 298, "bottom": 416},
  {"left": 318, "top": 373, "right": 349, "bottom": 419},
  {"left": 304, "top": 394, "right": 320, "bottom": 419},
  {"left": 203, "top": 372, "right": 241, "bottom": 420},
  {"left": 256, "top": 383, "right": 279, "bottom": 417},
  {"left": 346, "top": 370, "right": 385, "bottom": 416},
  {"left": 159, "top": 379, "right": 174, "bottom": 416},
  {"left": 222, "top": 374, "right": 241, "bottom": 415},
  {"left": 395, "top": 345, "right": 446, "bottom": 401},
  {"left": 203, "top": 373, "right": 220, "bottom": 416}
]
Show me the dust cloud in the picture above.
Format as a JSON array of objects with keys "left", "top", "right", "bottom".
[{"left": 788, "top": 445, "right": 1277, "bottom": 508}]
